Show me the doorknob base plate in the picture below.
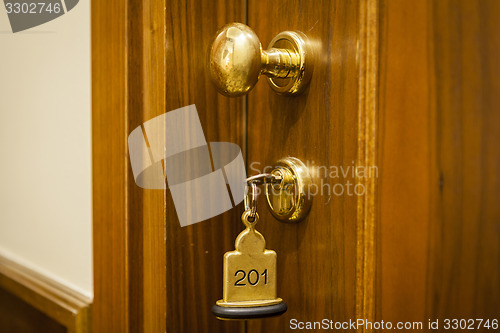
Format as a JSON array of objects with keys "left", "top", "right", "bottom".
[{"left": 266, "top": 31, "right": 314, "bottom": 95}]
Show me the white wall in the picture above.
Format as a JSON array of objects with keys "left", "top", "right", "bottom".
[{"left": 0, "top": 1, "right": 92, "bottom": 297}]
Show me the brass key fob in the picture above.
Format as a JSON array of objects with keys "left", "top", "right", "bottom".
[{"left": 212, "top": 211, "right": 287, "bottom": 320}]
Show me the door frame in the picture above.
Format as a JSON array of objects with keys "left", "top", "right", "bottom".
[{"left": 92, "top": 0, "right": 131, "bottom": 331}]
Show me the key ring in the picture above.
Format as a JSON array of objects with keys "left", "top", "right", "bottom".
[
  {"left": 244, "top": 181, "right": 258, "bottom": 221},
  {"left": 244, "top": 172, "right": 283, "bottom": 221},
  {"left": 246, "top": 172, "right": 283, "bottom": 186}
]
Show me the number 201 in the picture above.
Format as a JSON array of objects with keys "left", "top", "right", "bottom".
[{"left": 234, "top": 269, "right": 268, "bottom": 286}]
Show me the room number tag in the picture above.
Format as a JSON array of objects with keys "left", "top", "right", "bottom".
[
  {"left": 212, "top": 175, "right": 289, "bottom": 319},
  {"left": 216, "top": 210, "right": 282, "bottom": 307}
]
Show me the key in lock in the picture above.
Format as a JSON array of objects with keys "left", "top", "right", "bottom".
[{"left": 212, "top": 211, "right": 287, "bottom": 320}]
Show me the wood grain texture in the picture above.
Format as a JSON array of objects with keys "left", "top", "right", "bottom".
[
  {"left": 126, "top": 0, "right": 167, "bottom": 331},
  {"left": 141, "top": 0, "right": 168, "bottom": 331},
  {"left": 92, "top": 0, "right": 129, "bottom": 331},
  {"left": 94, "top": 0, "right": 500, "bottom": 330},
  {"left": 378, "top": 0, "right": 500, "bottom": 324},
  {"left": 163, "top": 1, "right": 245, "bottom": 332},
  {"left": 0, "top": 255, "right": 92, "bottom": 333},
  {"left": 246, "top": 0, "right": 370, "bottom": 331},
  {"left": 0, "top": 288, "right": 66, "bottom": 333},
  {"left": 356, "top": 0, "right": 379, "bottom": 330},
  {"left": 93, "top": 0, "right": 246, "bottom": 332}
]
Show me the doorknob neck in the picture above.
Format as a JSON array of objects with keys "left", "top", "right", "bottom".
[{"left": 262, "top": 48, "right": 300, "bottom": 79}]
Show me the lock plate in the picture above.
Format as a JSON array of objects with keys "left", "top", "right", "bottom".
[{"left": 265, "top": 157, "right": 312, "bottom": 222}]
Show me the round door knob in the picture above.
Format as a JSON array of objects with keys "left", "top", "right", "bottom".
[{"left": 208, "top": 23, "right": 313, "bottom": 97}]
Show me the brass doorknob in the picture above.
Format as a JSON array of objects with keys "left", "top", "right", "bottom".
[{"left": 208, "top": 23, "right": 313, "bottom": 97}]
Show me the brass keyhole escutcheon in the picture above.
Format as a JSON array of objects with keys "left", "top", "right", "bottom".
[
  {"left": 265, "top": 157, "right": 313, "bottom": 223},
  {"left": 208, "top": 23, "right": 314, "bottom": 97}
]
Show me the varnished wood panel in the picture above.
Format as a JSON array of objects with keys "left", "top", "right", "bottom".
[
  {"left": 126, "top": 0, "right": 167, "bottom": 331},
  {"left": 378, "top": 0, "right": 500, "bottom": 324},
  {"left": 0, "top": 288, "right": 66, "bottom": 333},
  {"left": 246, "top": 0, "right": 376, "bottom": 331},
  {"left": 92, "top": 0, "right": 165, "bottom": 331},
  {"left": 0, "top": 255, "right": 91, "bottom": 333},
  {"left": 356, "top": 0, "right": 379, "bottom": 331},
  {"left": 163, "top": 1, "right": 245, "bottom": 332},
  {"left": 92, "top": 0, "right": 129, "bottom": 331},
  {"left": 93, "top": 0, "right": 246, "bottom": 332},
  {"left": 93, "top": 0, "right": 500, "bottom": 331}
]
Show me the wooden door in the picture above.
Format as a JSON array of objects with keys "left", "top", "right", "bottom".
[
  {"left": 245, "top": 0, "right": 376, "bottom": 331},
  {"left": 92, "top": 0, "right": 500, "bottom": 332}
]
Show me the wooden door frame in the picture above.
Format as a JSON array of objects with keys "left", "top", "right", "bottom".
[
  {"left": 356, "top": 0, "right": 378, "bottom": 330},
  {"left": 93, "top": 0, "right": 172, "bottom": 330},
  {"left": 92, "top": 0, "right": 379, "bottom": 331},
  {"left": 92, "top": 0, "right": 130, "bottom": 331}
]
